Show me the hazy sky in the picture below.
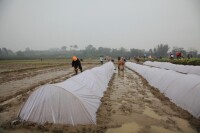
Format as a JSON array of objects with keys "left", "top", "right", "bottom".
[{"left": 0, "top": 0, "right": 200, "bottom": 52}]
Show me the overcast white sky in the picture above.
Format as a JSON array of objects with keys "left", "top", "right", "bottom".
[{"left": 0, "top": 0, "right": 200, "bottom": 52}]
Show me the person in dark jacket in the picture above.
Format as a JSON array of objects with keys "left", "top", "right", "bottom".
[{"left": 72, "top": 56, "right": 82, "bottom": 74}]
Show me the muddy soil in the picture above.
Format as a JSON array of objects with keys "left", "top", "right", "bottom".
[
  {"left": 0, "top": 65, "right": 200, "bottom": 133},
  {"left": 98, "top": 68, "right": 200, "bottom": 133},
  {"left": 0, "top": 64, "right": 67, "bottom": 84}
]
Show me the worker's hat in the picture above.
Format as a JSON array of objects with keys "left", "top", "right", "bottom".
[{"left": 72, "top": 56, "right": 77, "bottom": 61}]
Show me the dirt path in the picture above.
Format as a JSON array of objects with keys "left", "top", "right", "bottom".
[
  {"left": 97, "top": 67, "right": 200, "bottom": 133},
  {"left": 1, "top": 65, "right": 200, "bottom": 133}
]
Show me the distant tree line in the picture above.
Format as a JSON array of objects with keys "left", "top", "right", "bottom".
[{"left": 0, "top": 44, "right": 199, "bottom": 60}]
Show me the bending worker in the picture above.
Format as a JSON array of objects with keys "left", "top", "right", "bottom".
[{"left": 72, "top": 56, "right": 83, "bottom": 74}]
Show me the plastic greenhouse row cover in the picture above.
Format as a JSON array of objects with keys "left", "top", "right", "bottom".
[
  {"left": 144, "top": 61, "right": 200, "bottom": 76},
  {"left": 126, "top": 62, "right": 200, "bottom": 118},
  {"left": 18, "top": 62, "right": 115, "bottom": 125}
]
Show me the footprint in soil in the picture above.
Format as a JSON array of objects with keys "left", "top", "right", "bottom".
[{"left": 119, "top": 104, "right": 133, "bottom": 115}]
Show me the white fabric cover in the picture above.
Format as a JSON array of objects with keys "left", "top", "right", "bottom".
[
  {"left": 19, "top": 62, "right": 115, "bottom": 125},
  {"left": 144, "top": 61, "right": 200, "bottom": 76},
  {"left": 126, "top": 62, "right": 200, "bottom": 118}
]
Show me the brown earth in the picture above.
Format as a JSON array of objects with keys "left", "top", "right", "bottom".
[{"left": 0, "top": 62, "right": 200, "bottom": 133}]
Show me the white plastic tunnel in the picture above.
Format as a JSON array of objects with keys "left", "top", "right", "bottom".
[
  {"left": 18, "top": 62, "right": 115, "bottom": 125},
  {"left": 144, "top": 61, "right": 200, "bottom": 76},
  {"left": 126, "top": 62, "right": 200, "bottom": 118}
]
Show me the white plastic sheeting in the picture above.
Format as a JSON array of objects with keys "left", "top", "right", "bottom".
[
  {"left": 144, "top": 61, "right": 200, "bottom": 76},
  {"left": 19, "top": 62, "right": 115, "bottom": 125},
  {"left": 126, "top": 62, "right": 200, "bottom": 118}
]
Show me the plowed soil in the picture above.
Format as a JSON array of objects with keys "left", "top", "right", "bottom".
[{"left": 0, "top": 60, "right": 200, "bottom": 133}]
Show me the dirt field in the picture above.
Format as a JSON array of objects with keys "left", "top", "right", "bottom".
[{"left": 0, "top": 60, "right": 200, "bottom": 133}]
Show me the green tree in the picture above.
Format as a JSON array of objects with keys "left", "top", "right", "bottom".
[
  {"left": 85, "top": 44, "right": 96, "bottom": 57},
  {"left": 154, "top": 44, "right": 170, "bottom": 57},
  {"left": 0, "top": 48, "right": 2, "bottom": 57},
  {"left": 2, "top": 48, "right": 8, "bottom": 57},
  {"left": 187, "top": 48, "right": 198, "bottom": 58},
  {"left": 118, "top": 47, "right": 127, "bottom": 57},
  {"left": 98, "top": 47, "right": 111, "bottom": 56},
  {"left": 61, "top": 46, "right": 67, "bottom": 51},
  {"left": 16, "top": 51, "right": 25, "bottom": 57},
  {"left": 130, "top": 48, "right": 144, "bottom": 57}
]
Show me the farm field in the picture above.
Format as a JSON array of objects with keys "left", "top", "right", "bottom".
[{"left": 0, "top": 59, "right": 200, "bottom": 133}]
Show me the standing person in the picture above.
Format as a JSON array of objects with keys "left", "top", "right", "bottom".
[
  {"left": 118, "top": 57, "right": 125, "bottom": 71},
  {"left": 72, "top": 56, "right": 83, "bottom": 75},
  {"left": 176, "top": 52, "right": 181, "bottom": 59},
  {"left": 100, "top": 56, "right": 104, "bottom": 64},
  {"left": 118, "top": 57, "right": 121, "bottom": 69},
  {"left": 170, "top": 52, "right": 174, "bottom": 60}
]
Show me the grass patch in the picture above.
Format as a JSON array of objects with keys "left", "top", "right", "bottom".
[{"left": 138, "top": 58, "right": 200, "bottom": 66}]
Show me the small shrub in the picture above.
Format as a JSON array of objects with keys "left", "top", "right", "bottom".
[{"left": 187, "top": 58, "right": 200, "bottom": 66}]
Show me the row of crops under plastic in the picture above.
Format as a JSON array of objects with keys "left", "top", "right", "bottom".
[
  {"left": 18, "top": 62, "right": 115, "bottom": 125},
  {"left": 144, "top": 61, "right": 200, "bottom": 76},
  {"left": 126, "top": 62, "right": 200, "bottom": 118}
]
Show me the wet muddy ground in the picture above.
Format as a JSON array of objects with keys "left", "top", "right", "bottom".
[
  {"left": 0, "top": 61, "right": 200, "bottom": 133},
  {"left": 98, "top": 68, "right": 200, "bottom": 133}
]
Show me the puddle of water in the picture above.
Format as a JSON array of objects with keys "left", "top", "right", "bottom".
[
  {"left": 106, "top": 122, "right": 140, "bottom": 133},
  {"left": 172, "top": 117, "right": 197, "bottom": 133},
  {"left": 149, "top": 126, "right": 180, "bottom": 133},
  {"left": 143, "top": 107, "right": 162, "bottom": 120}
]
